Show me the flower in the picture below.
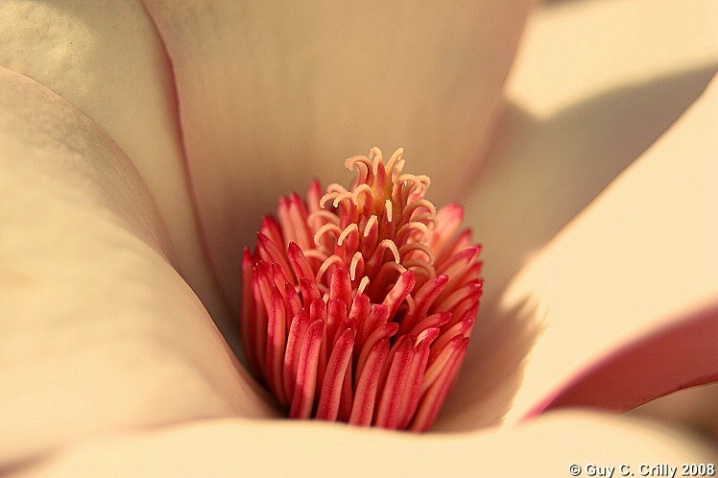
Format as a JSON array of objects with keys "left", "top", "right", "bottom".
[
  {"left": 241, "top": 148, "right": 482, "bottom": 431},
  {"left": 2, "top": 1, "right": 718, "bottom": 475}
]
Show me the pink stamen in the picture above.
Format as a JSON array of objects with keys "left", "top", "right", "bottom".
[
  {"left": 240, "top": 148, "right": 482, "bottom": 431},
  {"left": 349, "top": 338, "right": 390, "bottom": 426},
  {"left": 410, "top": 337, "right": 469, "bottom": 432},
  {"left": 289, "top": 318, "right": 325, "bottom": 419},
  {"left": 266, "top": 286, "right": 288, "bottom": 405},
  {"left": 375, "top": 335, "right": 415, "bottom": 429},
  {"left": 316, "top": 327, "right": 355, "bottom": 421}
]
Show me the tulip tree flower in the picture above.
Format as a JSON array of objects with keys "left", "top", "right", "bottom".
[{"left": 1, "top": 1, "right": 716, "bottom": 476}]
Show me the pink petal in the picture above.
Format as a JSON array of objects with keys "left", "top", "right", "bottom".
[{"left": 527, "top": 299, "right": 718, "bottom": 417}]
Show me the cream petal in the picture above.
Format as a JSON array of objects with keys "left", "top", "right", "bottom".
[
  {"left": 0, "top": 69, "right": 275, "bottom": 469},
  {"left": 0, "top": 0, "right": 227, "bottom": 326},
  {"left": 504, "top": 72, "right": 718, "bottom": 421},
  {"left": 456, "top": 71, "right": 718, "bottom": 428},
  {"left": 141, "top": 0, "right": 535, "bottom": 306},
  {"left": 437, "top": 0, "right": 718, "bottom": 431},
  {"left": 510, "top": 0, "right": 718, "bottom": 117},
  {"left": 12, "top": 412, "right": 716, "bottom": 477}
]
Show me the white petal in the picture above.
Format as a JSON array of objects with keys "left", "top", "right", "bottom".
[
  {"left": 12, "top": 412, "right": 716, "bottom": 477},
  {"left": 441, "top": 0, "right": 718, "bottom": 431},
  {"left": 0, "top": 1, "right": 227, "bottom": 324},
  {"left": 502, "top": 70, "right": 718, "bottom": 423},
  {"left": 142, "top": 0, "right": 535, "bottom": 303},
  {"left": 0, "top": 69, "right": 275, "bottom": 468}
]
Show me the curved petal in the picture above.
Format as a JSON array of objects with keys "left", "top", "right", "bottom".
[
  {"left": 528, "top": 299, "right": 718, "bottom": 417},
  {"left": 0, "top": 0, "right": 227, "bottom": 325},
  {"left": 438, "top": 0, "right": 718, "bottom": 431},
  {"left": 141, "top": 0, "right": 535, "bottom": 306},
  {"left": 501, "top": 71, "right": 718, "bottom": 423},
  {"left": 0, "top": 68, "right": 275, "bottom": 470},
  {"left": 12, "top": 412, "right": 716, "bottom": 477}
]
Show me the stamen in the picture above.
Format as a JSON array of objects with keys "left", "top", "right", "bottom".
[
  {"left": 374, "top": 335, "right": 413, "bottom": 429},
  {"left": 363, "top": 215, "right": 378, "bottom": 237},
  {"left": 382, "top": 271, "right": 416, "bottom": 319},
  {"left": 378, "top": 239, "right": 401, "bottom": 264},
  {"left": 369, "top": 147, "right": 383, "bottom": 177},
  {"left": 397, "top": 336, "right": 432, "bottom": 429},
  {"left": 410, "top": 337, "right": 468, "bottom": 432},
  {"left": 266, "top": 286, "right": 288, "bottom": 405},
  {"left": 400, "top": 242, "right": 435, "bottom": 264},
  {"left": 357, "top": 276, "right": 370, "bottom": 295},
  {"left": 316, "top": 255, "right": 344, "bottom": 284},
  {"left": 372, "top": 262, "right": 408, "bottom": 296},
  {"left": 355, "top": 321, "right": 397, "bottom": 389},
  {"left": 240, "top": 147, "right": 482, "bottom": 432},
  {"left": 287, "top": 242, "right": 316, "bottom": 283},
  {"left": 338, "top": 224, "right": 359, "bottom": 247},
  {"left": 305, "top": 180, "right": 324, "bottom": 215},
  {"left": 385, "top": 147, "right": 404, "bottom": 177},
  {"left": 349, "top": 338, "right": 389, "bottom": 426},
  {"left": 319, "top": 192, "right": 339, "bottom": 209},
  {"left": 395, "top": 221, "right": 431, "bottom": 245},
  {"left": 349, "top": 252, "right": 363, "bottom": 281},
  {"left": 302, "top": 248, "right": 329, "bottom": 263},
  {"left": 403, "top": 259, "right": 436, "bottom": 283},
  {"left": 345, "top": 156, "right": 372, "bottom": 185},
  {"left": 397, "top": 174, "right": 431, "bottom": 196},
  {"left": 333, "top": 191, "right": 354, "bottom": 208},
  {"left": 316, "top": 328, "right": 355, "bottom": 421},
  {"left": 326, "top": 183, "right": 349, "bottom": 194},
  {"left": 313, "top": 223, "right": 342, "bottom": 248},
  {"left": 283, "top": 309, "right": 309, "bottom": 401},
  {"left": 352, "top": 184, "right": 373, "bottom": 208},
  {"left": 289, "top": 318, "right": 325, "bottom": 419},
  {"left": 403, "top": 199, "right": 437, "bottom": 222},
  {"left": 308, "top": 210, "right": 340, "bottom": 229}
]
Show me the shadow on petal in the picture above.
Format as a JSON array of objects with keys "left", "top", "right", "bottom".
[
  {"left": 463, "top": 63, "right": 717, "bottom": 314},
  {"left": 447, "top": 64, "right": 717, "bottom": 432},
  {"left": 432, "top": 297, "right": 545, "bottom": 432},
  {"left": 629, "top": 382, "right": 718, "bottom": 441}
]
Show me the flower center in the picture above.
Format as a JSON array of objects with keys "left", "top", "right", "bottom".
[
  {"left": 241, "top": 148, "right": 482, "bottom": 431},
  {"left": 313, "top": 148, "right": 437, "bottom": 301}
]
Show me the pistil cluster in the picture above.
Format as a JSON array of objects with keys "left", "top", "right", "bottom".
[{"left": 241, "top": 148, "right": 482, "bottom": 431}]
